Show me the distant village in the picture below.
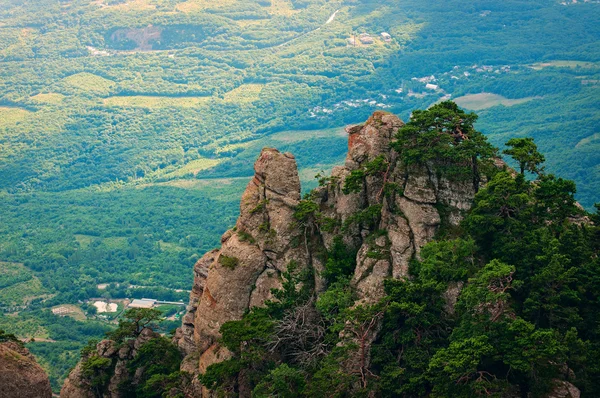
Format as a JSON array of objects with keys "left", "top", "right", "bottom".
[
  {"left": 50, "top": 282, "right": 187, "bottom": 323},
  {"left": 309, "top": 63, "right": 514, "bottom": 118}
]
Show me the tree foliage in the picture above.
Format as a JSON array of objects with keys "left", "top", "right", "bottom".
[
  {"left": 107, "top": 308, "right": 163, "bottom": 343},
  {"left": 503, "top": 137, "right": 545, "bottom": 175},
  {"left": 392, "top": 101, "right": 496, "bottom": 171},
  {"left": 196, "top": 136, "right": 600, "bottom": 397}
]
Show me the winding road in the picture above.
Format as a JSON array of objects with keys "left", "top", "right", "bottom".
[{"left": 276, "top": 9, "right": 340, "bottom": 48}]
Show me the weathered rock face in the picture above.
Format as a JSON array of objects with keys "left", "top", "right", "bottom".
[
  {"left": 314, "top": 111, "right": 477, "bottom": 302},
  {"left": 172, "top": 148, "right": 315, "bottom": 391},
  {"left": 173, "top": 249, "right": 214, "bottom": 355},
  {"left": 61, "top": 328, "right": 159, "bottom": 398},
  {"left": 0, "top": 341, "right": 52, "bottom": 398},
  {"left": 547, "top": 380, "right": 580, "bottom": 398},
  {"left": 173, "top": 111, "right": 484, "bottom": 391}
]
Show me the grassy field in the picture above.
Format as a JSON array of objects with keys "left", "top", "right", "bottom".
[
  {"left": 530, "top": 60, "right": 597, "bottom": 70},
  {"left": 30, "top": 93, "right": 65, "bottom": 104},
  {"left": 157, "top": 240, "right": 186, "bottom": 252},
  {"left": 223, "top": 84, "right": 265, "bottom": 103},
  {"left": 74, "top": 235, "right": 129, "bottom": 249},
  {"left": 61, "top": 72, "right": 115, "bottom": 94},
  {"left": 0, "top": 315, "right": 49, "bottom": 340},
  {"left": 0, "top": 261, "right": 32, "bottom": 288},
  {"left": 97, "top": 0, "right": 157, "bottom": 11},
  {"left": 175, "top": 0, "right": 237, "bottom": 13},
  {"left": 0, "top": 262, "right": 49, "bottom": 307},
  {"left": 0, "top": 107, "right": 32, "bottom": 127},
  {"left": 454, "top": 93, "right": 540, "bottom": 110},
  {"left": 103, "top": 95, "right": 212, "bottom": 108},
  {"left": 102, "top": 237, "right": 129, "bottom": 250},
  {"left": 74, "top": 234, "right": 94, "bottom": 249},
  {"left": 146, "top": 176, "right": 246, "bottom": 191},
  {"left": 576, "top": 132, "right": 600, "bottom": 149},
  {"left": 269, "top": 127, "right": 347, "bottom": 143},
  {"left": 0, "top": 278, "right": 49, "bottom": 307},
  {"left": 269, "top": 0, "right": 300, "bottom": 16},
  {"left": 159, "top": 158, "right": 222, "bottom": 179}
]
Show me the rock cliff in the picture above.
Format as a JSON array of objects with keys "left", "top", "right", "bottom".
[
  {"left": 0, "top": 339, "right": 52, "bottom": 398},
  {"left": 61, "top": 328, "right": 159, "bottom": 398},
  {"left": 61, "top": 110, "right": 586, "bottom": 397},
  {"left": 173, "top": 111, "right": 487, "bottom": 390}
]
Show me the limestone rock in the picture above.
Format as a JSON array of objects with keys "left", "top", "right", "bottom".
[
  {"left": 182, "top": 147, "right": 310, "bottom": 375},
  {"left": 442, "top": 281, "right": 464, "bottom": 315},
  {"left": 174, "top": 249, "right": 215, "bottom": 354},
  {"left": 546, "top": 380, "right": 580, "bottom": 398},
  {"left": 193, "top": 234, "right": 267, "bottom": 353},
  {"left": 61, "top": 328, "right": 159, "bottom": 398},
  {"left": 60, "top": 361, "right": 95, "bottom": 398},
  {"left": 0, "top": 341, "right": 52, "bottom": 398},
  {"left": 176, "top": 111, "right": 493, "bottom": 391}
]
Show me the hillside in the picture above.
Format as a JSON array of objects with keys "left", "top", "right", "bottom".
[
  {"left": 62, "top": 106, "right": 600, "bottom": 397},
  {"left": 0, "top": 0, "right": 599, "bottom": 391}
]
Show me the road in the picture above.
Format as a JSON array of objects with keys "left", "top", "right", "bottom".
[{"left": 276, "top": 9, "right": 340, "bottom": 48}]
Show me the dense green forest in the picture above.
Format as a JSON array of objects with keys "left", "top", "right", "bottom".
[{"left": 0, "top": 0, "right": 598, "bottom": 391}]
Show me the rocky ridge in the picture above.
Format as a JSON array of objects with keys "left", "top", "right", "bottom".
[{"left": 173, "top": 111, "right": 485, "bottom": 392}]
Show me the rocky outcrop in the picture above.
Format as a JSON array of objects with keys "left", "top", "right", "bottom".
[
  {"left": 0, "top": 340, "right": 52, "bottom": 398},
  {"left": 547, "top": 380, "right": 580, "bottom": 398},
  {"left": 62, "top": 110, "right": 591, "bottom": 397},
  {"left": 313, "top": 111, "right": 477, "bottom": 302},
  {"left": 173, "top": 111, "right": 485, "bottom": 391},
  {"left": 173, "top": 249, "right": 214, "bottom": 355},
  {"left": 172, "top": 148, "right": 315, "bottom": 382},
  {"left": 61, "top": 328, "right": 159, "bottom": 398}
]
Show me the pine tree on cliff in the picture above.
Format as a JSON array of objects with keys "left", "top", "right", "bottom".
[{"left": 503, "top": 137, "right": 545, "bottom": 175}]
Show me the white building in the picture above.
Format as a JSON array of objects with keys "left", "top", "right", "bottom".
[
  {"left": 381, "top": 32, "right": 392, "bottom": 42},
  {"left": 128, "top": 298, "right": 156, "bottom": 309}
]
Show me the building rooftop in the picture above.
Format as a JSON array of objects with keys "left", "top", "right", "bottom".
[{"left": 129, "top": 298, "right": 156, "bottom": 309}]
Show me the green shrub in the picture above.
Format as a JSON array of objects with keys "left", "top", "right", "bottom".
[
  {"left": 237, "top": 230, "right": 256, "bottom": 244},
  {"left": 342, "top": 205, "right": 383, "bottom": 231},
  {"left": 219, "top": 255, "right": 240, "bottom": 269}
]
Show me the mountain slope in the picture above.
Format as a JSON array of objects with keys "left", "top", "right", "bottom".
[{"left": 62, "top": 106, "right": 599, "bottom": 397}]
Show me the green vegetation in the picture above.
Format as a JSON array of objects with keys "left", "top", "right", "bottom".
[
  {"left": 393, "top": 101, "right": 496, "bottom": 178},
  {"left": 197, "top": 130, "right": 600, "bottom": 396},
  {"left": 453, "top": 93, "right": 539, "bottom": 111},
  {"left": 0, "top": 0, "right": 598, "bottom": 392},
  {"left": 342, "top": 155, "right": 389, "bottom": 194},
  {"left": 79, "top": 308, "right": 186, "bottom": 398},
  {"left": 127, "top": 337, "right": 184, "bottom": 398},
  {"left": 0, "top": 329, "right": 22, "bottom": 345},
  {"left": 503, "top": 137, "right": 545, "bottom": 175},
  {"left": 81, "top": 355, "right": 114, "bottom": 398},
  {"left": 107, "top": 308, "right": 163, "bottom": 343},
  {"left": 0, "top": 262, "right": 50, "bottom": 308},
  {"left": 218, "top": 255, "right": 240, "bottom": 270}
]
